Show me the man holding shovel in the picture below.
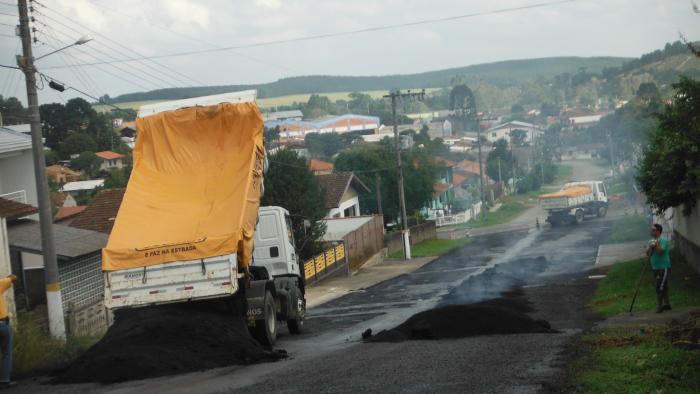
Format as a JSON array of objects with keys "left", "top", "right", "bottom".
[{"left": 646, "top": 223, "right": 671, "bottom": 313}]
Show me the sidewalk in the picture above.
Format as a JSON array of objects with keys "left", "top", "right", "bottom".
[
  {"left": 305, "top": 256, "right": 436, "bottom": 309},
  {"left": 595, "top": 306, "right": 700, "bottom": 329},
  {"left": 594, "top": 241, "right": 646, "bottom": 267}
]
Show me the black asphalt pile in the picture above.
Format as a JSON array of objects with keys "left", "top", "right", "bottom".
[
  {"left": 365, "top": 290, "right": 554, "bottom": 342},
  {"left": 52, "top": 299, "right": 286, "bottom": 384}
]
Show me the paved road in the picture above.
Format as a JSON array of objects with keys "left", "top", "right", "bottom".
[
  {"left": 22, "top": 159, "right": 617, "bottom": 394},
  {"left": 32, "top": 218, "right": 613, "bottom": 394}
]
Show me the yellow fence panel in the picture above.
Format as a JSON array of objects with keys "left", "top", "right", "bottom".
[
  {"left": 325, "top": 249, "right": 336, "bottom": 267},
  {"left": 304, "top": 260, "right": 315, "bottom": 280},
  {"left": 315, "top": 255, "right": 326, "bottom": 274},
  {"left": 335, "top": 244, "right": 345, "bottom": 261}
]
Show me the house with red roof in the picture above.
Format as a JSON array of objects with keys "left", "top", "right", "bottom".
[
  {"left": 309, "top": 159, "right": 334, "bottom": 176},
  {"left": 95, "top": 151, "right": 126, "bottom": 171}
]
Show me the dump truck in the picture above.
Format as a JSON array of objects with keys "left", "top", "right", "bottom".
[
  {"left": 102, "top": 91, "right": 305, "bottom": 346},
  {"left": 539, "top": 181, "right": 608, "bottom": 226}
]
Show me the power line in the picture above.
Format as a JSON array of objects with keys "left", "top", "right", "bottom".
[
  {"left": 87, "top": 0, "right": 300, "bottom": 75},
  {"left": 35, "top": 1, "right": 203, "bottom": 86},
  {"left": 42, "top": 0, "right": 579, "bottom": 68},
  {"left": 32, "top": 12, "right": 176, "bottom": 90},
  {"left": 38, "top": 71, "right": 128, "bottom": 112},
  {"left": 0, "top": 64, "right": 18, "bottom": 69}
]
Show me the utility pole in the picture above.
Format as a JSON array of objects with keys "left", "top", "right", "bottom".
[
  {"left": 17, "top": 0, "right": 66, "bottom": 339},
  {"left": 383, "top": 89, "right": 425, "bottom": 260},
  {"left": 607, "top": 130, "right": 615, "bottom": 179},
  {"left": 375, "top": 174, "right": 383, "bottom": 215},
  {"left": 466, "top": 112, "right": 496, "bottom": 219},
  {"left": 497, "top": 158, "right": 502, "bottom": 184}
]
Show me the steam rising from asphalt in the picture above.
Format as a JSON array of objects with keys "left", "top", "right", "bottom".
[{"left": 441, "top": 229, "right": 549, "bottom": 305}]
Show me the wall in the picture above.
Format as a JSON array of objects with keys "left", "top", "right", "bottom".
[
  {"left": 674, "top": 199, "right": 700, "bottom": 273},
  {"left": 341, "top": 215, "right": 384, "bottom": 272},
  {"left": 0, "top": 149, "right": 38, "bottom": 206},
  {"left": 385, "top": 221, "right": 437, "bottom": 256}
]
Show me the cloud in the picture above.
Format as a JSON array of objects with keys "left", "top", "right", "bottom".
[{"left": 254, "top": 0, "right": 283, "bottom": 9}]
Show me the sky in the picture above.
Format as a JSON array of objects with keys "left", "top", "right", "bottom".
[{"left": 0, "top": 0, "right": 699, "bottom": 105}]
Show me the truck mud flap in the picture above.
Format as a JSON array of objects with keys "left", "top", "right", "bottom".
[{"left": 246, "top": 280, "right": 275, "bottom": 324}]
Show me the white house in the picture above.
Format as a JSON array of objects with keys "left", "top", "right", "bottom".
[
  {"left": 317, "top": 172, "right": 370, "bottom": 219},
  {"left": 95, "top": 151, "right": 125, "bottom": 171},
  {"left": 484, "top": 121, "right": 543, "bottom": 144},
  {"left": 0, "top": 127, "right": 38, "bottom": 206}
]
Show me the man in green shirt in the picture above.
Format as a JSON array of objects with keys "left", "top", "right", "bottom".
[{"left": 647, "top": 223, "right": 671, "bottom": 313}]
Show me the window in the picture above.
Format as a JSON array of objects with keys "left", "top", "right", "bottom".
[{"left": 270, "top": 246, "right": 279, "bottom": 258}]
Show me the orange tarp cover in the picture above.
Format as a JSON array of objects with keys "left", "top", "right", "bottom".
[
  {"left": 102, "top": 103, "right": 264, "bottom": 271},
  {"left": 539, "top": 185, "right": 592, "bottom": 199}
]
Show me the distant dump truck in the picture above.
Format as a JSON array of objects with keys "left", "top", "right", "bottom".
[
  {"left": 539, "top": 181, "right": 608, "bottom": 226},
  {"left": 102, "top": 91, "right": 305, "bottom": 346}
]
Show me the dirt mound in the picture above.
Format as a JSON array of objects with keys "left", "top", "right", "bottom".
[
  {"left": 365, "top": 292, "right": 554, "bottom": 342},
  {"left": 53, "top": 299, "right": 286, "bottom": 384}
]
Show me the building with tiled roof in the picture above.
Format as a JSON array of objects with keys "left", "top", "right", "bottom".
[
  {"left": 54, "top": 205, "right": 87, "bottom": 224},
  {"left": 0, "top": 198, "right": 38, "bottom": 221},
  {"left": 267, "top": 114, "right": 380, "bottom": 139},
  {"left": 309, "top": 159, "right": 334, "bottom": 175},
  {"left": 95, "top": 151, "right": 126, "bottom": 171},
  {"left": 70, "top": 188, "right": 125, "bottom": 234},
  {"left": 316, "top": 172, "right": 370, "bottom": 218}
]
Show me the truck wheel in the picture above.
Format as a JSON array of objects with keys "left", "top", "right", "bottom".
[
  {"left": 574, "top": 209, "right": 584, "bottom": 224},
  {"left": 549, "top": 218, "right": 559, "bottom": 227},
  {"left": 597, "top": 205, "right": 608, "bottom": 218},
  {"left": 287, "top": 286, "right": 305, "bottom": 334},
  {"left": 251, "top": 291, "right": 277, "bottom": 347}
]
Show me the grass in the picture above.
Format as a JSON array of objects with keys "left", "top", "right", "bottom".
[
  {"left": 572, "top": 250, "right": 700, "bottom": 393},
  {"left": 607, "top": 215, "right": 648, "bottom": 243},
  {"left": 390, "top": 237, "right": 470, "bottom": 259},
  {"left": 608, "top": 182, "right": 628, "bottom": 195},
  {"left": 13, "top": 311, "right": 98, "bottom": 377},
  {"left": 555, "top": 164, "right": 573, "bottom": 181},
  {"left": 573, "top": 326, "right": 700, "bottom": 394},
  {"left": 589, "top": 253, "right": 700, "bottom": 317}
]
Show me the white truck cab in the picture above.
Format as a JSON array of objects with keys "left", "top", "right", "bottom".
[{"left": 253, "top": 207, "right": 299, "bottom": 278}]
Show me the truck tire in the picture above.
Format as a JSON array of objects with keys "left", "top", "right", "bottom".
[
  {"left": 574, "top": 209, "right": 584, "bottom": 224},
  {"left": 597, "top": 205, "right": 608, "bottom": 218},
  {"left": 549, "top": 217, "right": 559, "bottom": 227},
  {"left": 251, "top": 290, "right": 277, "bottom": 347},
  {"left": 287, "top": 285, "right": 305, "bottom": 334}
]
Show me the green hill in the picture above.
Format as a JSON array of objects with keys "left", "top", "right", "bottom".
[{"left": 109, "top": 56, "right": 629, "bottom": 104}]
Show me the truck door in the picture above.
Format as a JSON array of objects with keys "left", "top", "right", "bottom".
[{"left": 253, "top": 210, "right": 287, "bottom": 277}]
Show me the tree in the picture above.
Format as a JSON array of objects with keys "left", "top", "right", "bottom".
[
  {"left": 71, "top": 151, "right": 102, "bottom": 177},
  {"left": 636, "top": 82, "right": 660, "bottom": 103},
  {"left": 449, "top": 84, "right": 476, "bottom": 112},
  {"left": 637, "top": 76, "right": 700, "bottom": 215},
  {"left": 40, "top": 103, "right": 69, "bottom": 151},
  {"left": 261, "top": 150, "right": 327, "bottom": 259},
  {"left": 510, "top": 104, "right": 524, "bottom": 114},
  {"left": 304, "top": 132, "right": 346, "bottom": 159},
  {"left": 60, "top": 133, "right": 97, "bottom": 158},
  {"left": 540, "top": 102, "right": 560, "bottom": 117},
  {"left": 264, "top": 126, "right": 280, "bottom": 146},
  {"left": 0, "top": 96, "right": 28, "bottom": 125},
  {"left": 44, "top": 150, "right": 59, "bottom": 166},
  {"left": 104, "top": 166, "right": 132, "bottom": 188},
  {"left": 510, "top": 129, "right": 528, "bottom": 146},
  {"left": 302, "top": 94, "right": 334, "bottom": 118}
]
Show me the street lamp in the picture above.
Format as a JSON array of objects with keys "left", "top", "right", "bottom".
[{"left": 35, "top": 36, "right": 92, "bottom": 61}]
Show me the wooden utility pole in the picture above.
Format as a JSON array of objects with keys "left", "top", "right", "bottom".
[
  {"left": 383, "top": 89, "right": 425, "bottom": 260},
  {"left": 375, "top": 174, "right": 383, "bottom": 215},
  {"left": 17, "top": 0, "right": 66, "bottom": 339},
  {"left": 466, "top": 112, "right": 496, "bottom": 219}
]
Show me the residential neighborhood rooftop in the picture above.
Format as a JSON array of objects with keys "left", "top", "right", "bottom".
[
  {"left": 0, "top": 127, "right": 32, "bottom": 154},
  {"left": 0, "top": 197, "right": 38, "bottom": 220},
  {"left": 95, "top": 151, "right": 126, "bottom": 160},
  {"left": 316, "top": 172, "right": 370, "bottom": 209},
  {"left": 8, "top": 219, "right": 108, "bottom": 259},
  {"left": 309, "top": 159, "right": 334, "bottom": 172},
  {"left": 70, "top": 188, "right": 125, "bottom": 234},
  {"left": 60, "top": 179, "right": 105, "bottom": 192},
  {"left": 55, "top": 205, "right": 87, "bottom": 222}
]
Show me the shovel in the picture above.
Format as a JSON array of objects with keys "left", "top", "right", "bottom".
[{"left": 629, "top": 256, "right": 650, "bottom": 313}]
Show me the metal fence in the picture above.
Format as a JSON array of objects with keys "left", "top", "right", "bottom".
[
  {"left": 303, "top": 243, "right": 348, "bottom": 283},
  {"left": 435, "top": 202, "right": 483, "bottom": 227}
]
